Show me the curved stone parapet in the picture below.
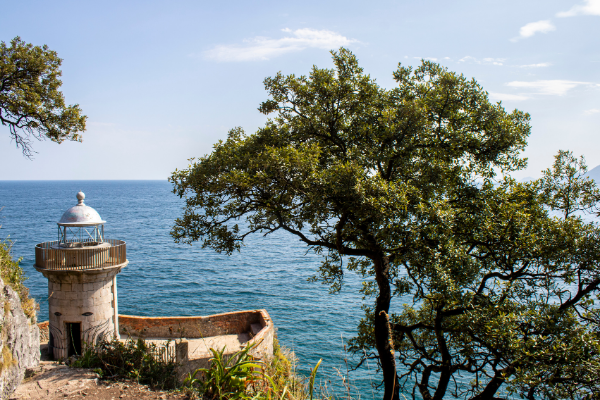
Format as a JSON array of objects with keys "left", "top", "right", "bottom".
[{"left": 118, "top": 310, "right": 274, "bottom": 380}]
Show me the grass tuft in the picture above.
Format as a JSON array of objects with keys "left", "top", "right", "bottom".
[
  {"left": 1, "top": 345, "right": 15, "bottom": 372},
  {"left": 183, "top": 336, "right": 340, "bottom": 400}
]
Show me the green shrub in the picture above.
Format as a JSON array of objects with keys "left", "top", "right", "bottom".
[
  {"left": 184, "top": 342, "right": 263, "bottom": 399},
  {"left": 72, "top": 337, "right": 179, "bottom": 390},
  {"left": 72, "top": 334, "right": 348, "bottom": 399},
  {"left": 184, "top": 338, "right": 327, "bottom": 400}
]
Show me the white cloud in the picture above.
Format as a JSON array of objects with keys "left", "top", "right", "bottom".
[
  {"left": 584, "top": 108, "right": 600, "bottom": 115},
  {"left": 483, "top": 57, "right": 505, "bottom": 65},
  {"left": 511, "top": 20, "right": 556, "bottom": 41},
  {"left": 459, "top": 56, "right": 506, "bottom": 65},
  {"left": 557, "top": 0, "right": 600, "bottom": 17},
  {"left": 203, "top": 28, "right": 357, "bottom": 62},
  {"left": 413, "top": 57, "right": 438, "bottom": 61},
  {"left": 506, "top": 80, "right": 592, "bottom": 96},
  {"left": 519, "top": 62, "right": 552, "bottom": 68},
  {"left": 488, "top": 92, "right": 530, "bottom": 102}
]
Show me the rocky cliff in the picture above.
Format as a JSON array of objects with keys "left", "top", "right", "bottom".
[{"left": 0, "top": 278, "right": 39, "bottom": 399}]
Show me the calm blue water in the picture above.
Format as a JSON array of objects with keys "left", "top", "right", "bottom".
[{"left": 0, "top": 180, "right": 380, "bottom": 397}]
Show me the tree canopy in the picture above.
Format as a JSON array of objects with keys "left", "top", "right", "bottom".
[
  {"left": 371, "top": 151, "right": 600, "bottom": 399},
  {"left": 170, "top": 49, "right": 599, "bottom": 399},
  {"left": 0, "top": 36, "right": 86, "bottom": 157}
]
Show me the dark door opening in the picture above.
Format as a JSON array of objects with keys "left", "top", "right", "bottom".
[{"left": 67, "top": 322, "right": 82, "bottom": 356}]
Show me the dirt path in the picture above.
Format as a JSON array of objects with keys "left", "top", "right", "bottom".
[
  {"left": 11, "top": 345, "right": 189, "bottom": 400},
  {"left": 12, "top": 361, "right": 189, "bottom": 400}
]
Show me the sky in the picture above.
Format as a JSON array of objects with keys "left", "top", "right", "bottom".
[{"left": 0, "top": 0, "right": 598, "bottom": 180}]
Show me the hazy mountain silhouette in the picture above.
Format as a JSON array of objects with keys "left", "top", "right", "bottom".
[{"left": 587, "top": 165, "right": 600, "bottom": 183}]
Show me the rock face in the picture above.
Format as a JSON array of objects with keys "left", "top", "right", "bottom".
[{"left": 0, "top": 278, "right": 40, "bottom": 399}]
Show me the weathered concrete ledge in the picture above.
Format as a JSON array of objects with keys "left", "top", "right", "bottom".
[{"left": 118, "top": 309, "right": 270, "bottom": 339}]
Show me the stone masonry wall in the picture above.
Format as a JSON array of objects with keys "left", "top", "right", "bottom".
[
  {"left": 41, "top": 267, "right": 122, "bottom": 359},
  {"left": 0, "top": 278, "right": 39, "bottom": 399}
]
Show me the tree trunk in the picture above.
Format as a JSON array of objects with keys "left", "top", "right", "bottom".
[
  {"left": 373, "top": 255, "right": 400, "bottom": 400},
  {"left": 470, "top": 366, "right": 514, "bottom": 400}
]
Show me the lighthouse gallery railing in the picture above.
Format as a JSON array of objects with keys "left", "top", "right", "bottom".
[{"left": 35, "top": 239, "right": 127, "bottom": 270}]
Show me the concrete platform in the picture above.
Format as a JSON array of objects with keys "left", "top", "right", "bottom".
[{"left": 119, "top": 332, "right": 251, "bottom": 358}]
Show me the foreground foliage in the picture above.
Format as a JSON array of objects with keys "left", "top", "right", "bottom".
[
  {"left": 183, "top": 343, "right": 263, "bottom": 399},
  {"left": 72, "top": 337, "right": 179, "bottom": 390},
  {"left": 0, "top": 239, "right": 36, "bottom": 320},
  {"left": 74, "top": 336, "right": 332, "bottom": 400},
  {"left": 0, "top": 37, "right": 86, "bottom": 157},
  {"left": 183, "top": 339, "right": 324, "bottom": 400}
]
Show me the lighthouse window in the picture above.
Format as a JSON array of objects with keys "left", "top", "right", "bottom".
[{"left": 66, "top": 323, "right": 82, "bottom": 356}]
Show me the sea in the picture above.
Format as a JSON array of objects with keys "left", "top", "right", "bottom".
[{"left": 0, "top": 180, "right": 381, "bottom": 398}]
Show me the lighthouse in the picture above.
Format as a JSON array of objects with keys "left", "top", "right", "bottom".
[{"left": 34, "top": 192, "right": 128, "bottom": 359}]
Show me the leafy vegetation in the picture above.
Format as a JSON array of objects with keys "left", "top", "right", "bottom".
[
  {"left": 251, "top": 337, "right": 319, "bottom": 400},
  {"left": 72, "top": 337, "right": 179, "bottom": 390},
  {"left": 170, "top": 48, "right": 600, "bottom": 399},
  {"left": 183, "top": 343, "right": 263, "bottom": 399},
  {"left": 183, "top": 339, "right": 327, "bottom": 400},
  {"left": 0, "top": 238, "right": 36, "bottom": 320},
  {"left": 371, "top": 151, "right": 600, "bottom": 399},
  {"left": 0, "top": 36, "right": 86, "bottom": 157},
  {"left": 73, "top": 335, "right": 335, "bottom": 400}
]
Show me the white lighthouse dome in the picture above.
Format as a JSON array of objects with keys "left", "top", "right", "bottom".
[{"left": 57, "top": 191, "right": 106, "bottom": 226}]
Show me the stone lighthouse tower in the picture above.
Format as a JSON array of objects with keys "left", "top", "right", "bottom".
[{"left": 34, "top": 192, "right": 128, "bottom": 359}]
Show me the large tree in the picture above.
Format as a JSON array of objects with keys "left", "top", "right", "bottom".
[
  {"left": 0, "top": 36, "right": 86, "bottom": 157},
  {"left": 170, "top": 49, "right": 597, "bottom": 399},
  {"left": 366, "top": 150, "right": 600, "bottom": 399}
]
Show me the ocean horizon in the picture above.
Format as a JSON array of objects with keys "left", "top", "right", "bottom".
[{"left": 0, "top": 180, "right": 379, "bottom": 397}]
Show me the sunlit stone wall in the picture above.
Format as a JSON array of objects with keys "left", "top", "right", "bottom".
[{"left": 38, "top": 266, "right": 124, "bottom": 360}]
